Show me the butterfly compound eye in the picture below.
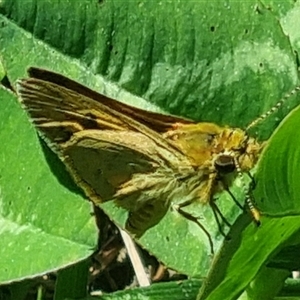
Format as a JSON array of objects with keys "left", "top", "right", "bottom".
[{"left": 214, "top": 155, "right": 236, "bottom": 174}]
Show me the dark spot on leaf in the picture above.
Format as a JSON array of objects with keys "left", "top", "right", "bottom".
[
  {"left": 108, "top": 43, "right": 113, "bottom": 52},
  {"left": 244, "top": 29, "right": 249, "bottom": 34},
  {"left": 210, "top": 26, "right": 215, "bottom": 32},
  {"left": 259, "top": 62, "right": 263, "bottom": 68},
  {"left": 166, "top": 236, "right": 170, "bottom": 242}
]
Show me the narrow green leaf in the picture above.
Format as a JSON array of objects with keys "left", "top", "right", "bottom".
[
  {"left": 254, "top": 104, "right": 300, "bottom": 216},
  {"left": 245, "top": 266, "right": 290, "bottom": 300}
]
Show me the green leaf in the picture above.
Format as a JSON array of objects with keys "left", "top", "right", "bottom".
[
  {"left": 254, "top": 104, "right": 300, "bottom": 215},
  {"left": 0, "top": 87, "right": 97, "bottom": 284},
  {"left": 245, "top": 266, "right": 290, "bottom": 300}
]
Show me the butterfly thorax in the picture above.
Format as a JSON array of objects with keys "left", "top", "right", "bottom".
[{"left": 165, "top": 123, "right": 263, "bottom": 174}]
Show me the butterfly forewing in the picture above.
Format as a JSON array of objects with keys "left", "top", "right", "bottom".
[
  {"left": 17, "top": 69, "right": 200, "bottom": 236},
  {"left": 26, "top": 67, "right": 194, "bottom": 132}
]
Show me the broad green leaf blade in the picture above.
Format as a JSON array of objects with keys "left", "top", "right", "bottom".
[
  {"left": 0, "top": 87, "right": 97, "bottom": 284},
  {"left": 0, "top": 16, "right": 159, "bottom": 114}
]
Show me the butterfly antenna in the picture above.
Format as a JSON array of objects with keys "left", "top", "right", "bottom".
[
  {"left": 246, "top": 85, "right": 300, "bottom": 131},
  {"left": 234, "top": 156, "right": 261, "bottom": 225}
]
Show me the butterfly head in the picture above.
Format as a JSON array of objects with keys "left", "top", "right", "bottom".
[{"left": 213, "top": 128, "right": 263, "bottom": 175}]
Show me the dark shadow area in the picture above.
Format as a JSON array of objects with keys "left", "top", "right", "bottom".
[
  {"left": 1, "top": 74, "right": 15, "bottom": 92},
  {"left": 268, "top": 243, "right": 300, "bottom": 271},
  {"left": 39, "top": 137, "right": 86, "bottom": 199}
]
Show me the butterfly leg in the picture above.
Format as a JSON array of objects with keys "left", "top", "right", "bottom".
[
  {"left": 175, "top": 205, "right": 214, "bottom": 255},
  {"left": 175, "top": 195, "right": 229, "bottom": 242},
  {"left": 209, "top": 200, "right": 231, "bottom": 238},
  {"left": 197, "top": 173, "right": 232, "bottom": 236},
  {"left": 218, "top": 180, "right": 244, "bottom": 211},
  {"left": 202, "top": 173, "right": 233, "bottom": 238},
  {"left": 173, "top": 174, "right": 218, "bottom": 255},
  {"left": 218, "top": 174, "right": 261, "bottom": 226}
]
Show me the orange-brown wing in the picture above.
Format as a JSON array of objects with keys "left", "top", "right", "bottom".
[
  {"left": 16, "top": 70, "right": 195, "bottom": 236},
  {"left": 16, "top": 69, "right": 193, "bottom": 183},
  {"left": 27, "top": 67, "right": 195, "bottom": 133},
  {"left": 17, "top": 72, "right": 187, "bottom": 160},
  {"left": 61, "top": 129, "right": 186, "bottom": 236}
]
